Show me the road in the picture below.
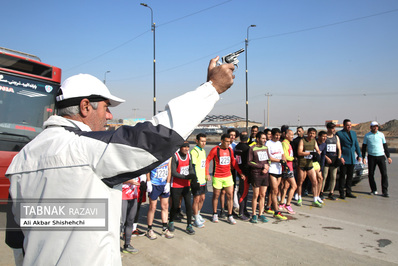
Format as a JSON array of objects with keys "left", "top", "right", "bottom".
[{"left": 0, "top": 153, "right": 397, "bottom": 265}]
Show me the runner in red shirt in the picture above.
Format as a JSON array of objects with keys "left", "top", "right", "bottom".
[{"left": 206, "top": 134, "right": 245, "bottom": 224}]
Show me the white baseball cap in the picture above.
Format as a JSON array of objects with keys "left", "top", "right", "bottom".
[
  {"left": 56, "top": 74, "right": 125, "bottom": 108},
  {"left": 370, "top": 121, "right": 379, "bottom": 127}
]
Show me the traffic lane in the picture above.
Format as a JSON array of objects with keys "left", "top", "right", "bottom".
[{"left": 255, "top": 153, "right": 398, "bottom": 264}]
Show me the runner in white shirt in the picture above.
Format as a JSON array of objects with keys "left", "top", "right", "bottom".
[{"left": 266, "top": 128, "right": 287, "bottom": 220}]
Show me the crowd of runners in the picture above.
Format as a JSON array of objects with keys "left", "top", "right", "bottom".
[{"left": 120, "top": 120, "right": 392, "bottom": 254}]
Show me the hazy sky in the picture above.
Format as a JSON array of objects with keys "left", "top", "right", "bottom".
[{"left": 3, "top": 0, "right": 398, "bottom": 126}]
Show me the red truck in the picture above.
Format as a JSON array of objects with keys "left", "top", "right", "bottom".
[{"left": 0, "top": 47, "right": 61, "bottom": 201}]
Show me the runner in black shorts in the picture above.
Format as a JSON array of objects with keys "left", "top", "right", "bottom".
[
  {"left": 297, "top": 128, "right": 322, "bottom": 208},
  {"left": 248, "top": 132, "right": 270, "bottom": 223},
  {"left": 266, "top": 128, "right": 288, "bottom": 220}
]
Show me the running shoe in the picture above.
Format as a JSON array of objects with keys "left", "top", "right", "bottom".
[
  {"left": 168, "top": 222, "right": 175, "bottom": 232},
  {"left": 212, "top": 214, "right": 219, "bottom": 223},
  {"left": 122, "top": 244, "right": 139, "bottom": 254},
  {"left": 132, "top": 229, "right": 146, "bottom": 237},
  {"left": 219, "top": 209, "right": 226, "bottom": 219},
  {"left": 264, "top": 207, "right": 275, "bottom": 215},
  {"left": 227, "top": 216, "right": 237, "bottom": 225},
  {"left": 369, "top": 191, "right": 378, "bottom": 195},
  {"left": 250, "top": 215, "right": 258, "bottom": 223},
  {"left": 312, "top": 201, "right": 323, "bottom": 208},
  {"left": 317, "top": 198, "right": 324, "bottom": 204},
  {"left": 177, "top": 211, "right": 184, "bottom": 219},
  {"left": 193, "top": 219, "right": 205, "bottom": 228},
  {"left": 294, "top": 193, "right": 298, "bottom": 201},
  {"left": 278, "top": 204, "right": 285, "bottom": 211},
  {"left": 198, "top": 214, "right": 205, "bottom": 224},
  {"left": 186, "top": 224, "right": 195, "bottom": 235},
  {"left": 328, "top": 193, "right": 337, "bottom": 200},
  {"left": 274, "top": 212, "right": 287, "bottom": 220},
  {"left": 284, "top": 204, "right": 296, "bottom": 214},
  {"left": 162, "top": 229, "right": 174, "bottom": 239},
  {"left": 239, "top": 214, "right": 250, "bottom": 221},
  {"left": 146, "top": 229, "right": 157, "bottom": 240},
  {"left": 259, "top": 215, "right": 269, "bottom": 223},
  {"left": 297, "top": 199, "right": 302, "bottom": 206}
]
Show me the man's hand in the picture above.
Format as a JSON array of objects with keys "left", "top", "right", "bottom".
[
  {"left": 164, "top": 183, "right": 170, "bottom": 194},
  {"left": 262, "top": 164, "right": 269, "bottom": 174},
  {"left": 206, "top": 175, "right": 211, "bottom": 181},
  {"left": 363, "top": 158, "right": 367, "bottom": 165},
  {"left": 341, "top": 157, "right": 345, "bottom": 165},
  {"left": 388, "top": 158, "right": 392, "bottom": 164},
  {"left": 147, "top": 181, "right": 153, "bottom": 193},
  {"left": 357, "top": 157, "right": 362, "bottom": 163},
  {"left": 240, "top": 174, "right": 246, "bottom": 181},
  {"left": 207, "top": 56, "right": 235, "bottom": 94}
]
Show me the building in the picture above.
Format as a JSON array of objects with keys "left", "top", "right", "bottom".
[{"left": 198, "top": 115, "right": 262, "bottom": 129}]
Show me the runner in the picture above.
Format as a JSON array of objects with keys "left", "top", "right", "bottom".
[
  {"left": 228, "top": 128, "right": 240, "bottom": 216},
  {"left": 206, "top": 134, "right": 246, "bottom": 224},
  {"left": 280, "top": 125, "right": 289, "bottom": 142},
  {"left": 292, "top": 126, "right": 304, "bottom": 201},
  {"left": 314, "top": 131, "right": 327, "bottom": 201},
  {"left": 234, "top": 131, "right": 251, "bottom": 220},
  {"left": 248, "top": 125, "right": 259, "bottom": 145},
  {"left": 132, "top": 174, "right": 147, "bottom": 237},
  {"left": 264, "top": 128, "right": 272, "bottom": 141},
  {"left": 266, "top": 128, "right": 288, "bottom": 220},
  {"left": 168, "top": 142, "right": 195, "bottom": 235},
  {"left": 190, "top": 133, "right": 207, "bottom": 228},
  {"left": 280, "top": 129, "right": 297, "bottom": 214},
  {"left": 297, "top": 128, "right": 323, "bottom": 207},
  {"left": 322, "top": 122, "right": 342, "bottom": 200},
  {"left": 219, "top": 128, "right": 239, "bottom": 218},
  {"left": 120, "top": 177, "right": 141, "bottom": 254},
  {"left": 248, "top": 132, "right": 270, "bottom": 223},
  {"left": 146, "top": 159, "right": 174, "bottom": 240}
]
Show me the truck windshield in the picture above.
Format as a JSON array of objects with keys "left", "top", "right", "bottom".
[{"left": 0, "top": 72, "right": 58, "bottom": 152}]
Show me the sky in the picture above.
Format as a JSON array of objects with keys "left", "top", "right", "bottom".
[{"left": 3, "top": 0, "right": 398, "bottom": 126}]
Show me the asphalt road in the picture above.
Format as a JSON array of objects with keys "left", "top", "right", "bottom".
[{"left": 0, "top": 153, "right": 397, "bottom": 265}]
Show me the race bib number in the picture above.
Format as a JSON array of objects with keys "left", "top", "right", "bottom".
[
  {"left": 327, "top": 144, "right": 337, "bottom": 153},
  {"left": 258, "top": 151, "right": 269, "bottom": 161},
  {"left": 304, "top": 150, "right": 313, "bottom": 160},
  {"left": 180, "top": 166, "right": 189, "bottom": 175},
  {"left": 219, "top": 156, "right": 231, "bottom": 165},
  {"left": 236, "top": 155, "right": 242, "bottom": 165},
  {"left": 157, "top": 168, "right": 168, "bottom": 181},
  {"left": 200, "top": 159, "right": 206, "bottom": 168}
]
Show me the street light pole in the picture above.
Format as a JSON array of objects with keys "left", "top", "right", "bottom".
[
  {"left": 245, "top": 25, "right": 256, "bottom": 132},
  {"left": 140, "top": 3, "right": 156, "bottom": 116},
  {"left": 265, "top": 92, "right": 272, "bottom": 127},
  {"left": 103, "top": 70, "right": 110, "bottom": 84}
]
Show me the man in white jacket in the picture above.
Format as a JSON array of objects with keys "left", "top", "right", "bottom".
[{"left": 6, "top": 57, "right": 235, "bottom": 266}]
